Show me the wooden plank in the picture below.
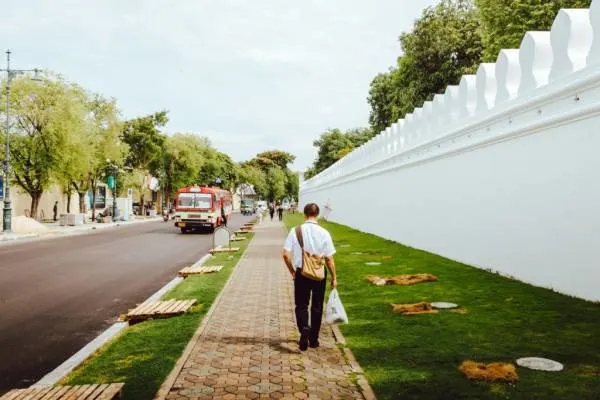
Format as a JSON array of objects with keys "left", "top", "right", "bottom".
[
  {"left": 29, "top": 388, "right": 52, "bottom": 400},
  {"left": 167, "top": 300, "right": 187, "bottom": 314},
  {"left": 0, "top": 389, "right": 28, "bottom": 400},
  {"left": 156, "top": 300, "right": 176, "bottom": 314},
  {"left": 63, "top": 384, "right": 90, "bottom": 400},
  {"left": 94, "top": 383, "right": 124, "bottom": 400},
  {"left": 149, "top": 301, "right": 167, "bottom": 315},
  {"left": 34, "top": 387, "right": 63, "bottom": 400},
  {"left": 44, "top": 386, "right": 71, "bottom": 400},
  {"left": 77, "top": 384, "right": 101, "bottom": 400},
  {"left": 131, "top": 301, "right": 154, "bottom": 315},
  {"left": 209, "top": 247, "right": 239, "bottom": 254},
  {"left": 83, "top": 384, "right": 109, "bottom": 400}
]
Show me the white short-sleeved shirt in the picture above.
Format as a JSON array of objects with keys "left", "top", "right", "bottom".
[{"left": 283, "top": 221, "right": 336, "bottom": 269}]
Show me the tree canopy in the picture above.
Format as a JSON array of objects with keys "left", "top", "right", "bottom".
[
  {"left": 305, "top": 127, "right": 374, "bottom": 179},
  {"left": 476, "top": 0, "right": 592, "bottom": 61},
  {"left": 368, "top": 0, "right": 482, "bottom": 134}
]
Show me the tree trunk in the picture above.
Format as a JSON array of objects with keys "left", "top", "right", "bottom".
[
  {"left": 91, "top": 182, "right": 97, "bottom": 221},
  {"left": 30, "top": 193, "right": 41, "bottom": 220},
  {"left": 78, "top": 192, "right": 86, "bottom": 214},
  {"left": 66, "top": 194, "right": 71, "bottom": 214},
  {"left": 140, "top": 193, "right": 145, "bottom": 216}
]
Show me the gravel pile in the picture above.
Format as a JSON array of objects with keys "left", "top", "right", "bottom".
[{"left": 12, "top": 216, "right": 52, "bottom": 234}]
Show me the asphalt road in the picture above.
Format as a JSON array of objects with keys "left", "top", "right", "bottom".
[{"left": 0, "top": 213, "right": 253, "bottom": 393}]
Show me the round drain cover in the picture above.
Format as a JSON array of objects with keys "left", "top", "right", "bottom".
[
  {"left": 431, "top": 302, "right": 459, "bottom": 309},
  {"left": 365, "top": 262, "right": 381, "bottom": 266},
  {"left": 516, "top": 357, "right": 563, "bottom": 371}
]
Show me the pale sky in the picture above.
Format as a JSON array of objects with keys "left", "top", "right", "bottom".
[{"left": 1, "top": 0, "right": 435, "bottom": 170}]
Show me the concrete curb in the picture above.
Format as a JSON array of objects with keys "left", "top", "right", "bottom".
[
  {"left": 331, "top": 325, "right": 377, "bottom": 400},
  {"left": 30, "top": 248, "right": 212, "bottom": 389},
  {"left": 0, "top": 218, "right": 162, "bottom": 246},
  {"left": 154, "top": 234, "right": 255, "bottom": 400},
  {"left": 31, "top": 322, "right": 129, "bottom": 389}
]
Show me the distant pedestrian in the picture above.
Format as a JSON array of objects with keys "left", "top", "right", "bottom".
[
  {"left": 277, "top": 204, "right": 283, "bottom": 221},
  {"left": 282, "top": 203, "right": 337, "bottom": 351},
  {"left": 53, "top": 201, "right": 58, "bottom": 221},
  {"left": 269, "top": 204, "right": 275, "bottom": 221}
]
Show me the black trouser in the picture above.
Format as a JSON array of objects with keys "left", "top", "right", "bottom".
[
  {"left": 294, "top": 269, "right": 327, "bottom": 343},
  {"left": 278, "top": 210, "right": 283, "bottom": 220}
]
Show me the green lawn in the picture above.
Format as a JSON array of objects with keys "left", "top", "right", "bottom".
[
  {"left": 284, "top": 213, "right": 600, "bottom": 400},
  {"left": 62, "top": 232, "right": 255, "bottom": 400}
]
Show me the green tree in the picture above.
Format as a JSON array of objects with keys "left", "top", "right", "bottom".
[
  {"left": 368, "top": 0, "right": 482, "bottom": 132},
  {"left": 121, "top": 111, "right": 167, "bottom": 215},
  {"left": 265, "top": 167, "right": 286, "bottom": 202},
  {"left": 239, "top": 164, "right": 267, "bottom": 199},
  {"left": 476, "top": 0, "right": 592, "bottom": 61},
  {"left": 197, "top": 149, "right": 238, "bottom": 190},
  {"left": 1, "top": 74, "right": 87, "bottom": 219},
  {"left": 284, "top": 169, "right": 299, "bottom": 201},
  {"left": 156, "top": 133, "right": 210, "bottom": 205},
  {"left": 254, "top": 150, "right": 296, "bottom": 170},
  {"left": 68, "top": 94, "right": 124, "bottom": 217},
  {"left": 306, "top": 128, "right": 375, "bottom": 177}
]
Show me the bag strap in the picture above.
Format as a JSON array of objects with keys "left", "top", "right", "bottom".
[{"left": 295, "top": 226, "right": 304, "bottom": 249}]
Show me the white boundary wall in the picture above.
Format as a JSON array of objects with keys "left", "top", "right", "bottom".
[{"left": 300, "top": 2, "right": 600, "bottom": 301}]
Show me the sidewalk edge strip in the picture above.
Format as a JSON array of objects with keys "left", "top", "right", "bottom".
[
  {"left": 154, "top": 234, "right": 255, "bottom": 400},
  {"left": 331, "top": 323, "right": 377, "bottom": 400},
  {"left": 31, "top": 322, "right": 128, "bottom": 388},
  {"left": 29, "top": 237, "right": 203, "bottom": 389}
]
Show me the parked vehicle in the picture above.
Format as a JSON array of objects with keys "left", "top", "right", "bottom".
[
  {"left": 240, "top": 199, "right": 255, "bottom": 216},
  {"left": 172, "top": 185, "right": 232, "bottom": 233}
]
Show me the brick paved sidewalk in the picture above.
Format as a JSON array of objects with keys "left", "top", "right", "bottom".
[{"left": 157, "top": 218, "right": 366, "bottom": 400}]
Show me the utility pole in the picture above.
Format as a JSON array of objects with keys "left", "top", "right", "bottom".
[{"left": 1, "top": 50, "right": 41, "bottom": 233}]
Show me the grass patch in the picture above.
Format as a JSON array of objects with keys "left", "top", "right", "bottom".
[
  {"left": 284, "top": 213, "right": 600, "bottom": 399},
  {"left": 62, "top": 233, "right": 254, "bottom": 400}
]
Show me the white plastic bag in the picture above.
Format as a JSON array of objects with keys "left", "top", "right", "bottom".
[{"left": 325, "top": 289, "right": 348, "bottom": 325}]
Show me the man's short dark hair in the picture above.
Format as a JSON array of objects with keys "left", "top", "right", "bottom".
[{"left": 304, "top": 203, "right": 320, "bottom": 218}]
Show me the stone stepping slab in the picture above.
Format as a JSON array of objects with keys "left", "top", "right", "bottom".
[
  {"left": 178, "top": 265, "right": 224, "bottom": 277},
  {"left": 123, "top": 299, "right": 196, "bottom": 322},
  {"left": 234, "top": 230, "right": 250, "bottom": 235},
  {"left": 209, "top": 247, "right": 239, "bottom": 254},
  {"left": 0, "top": 383, "right": 124, "bottom": 400},
  {"left": 230, "top": 236, "right": 247, "bottom": 241}
]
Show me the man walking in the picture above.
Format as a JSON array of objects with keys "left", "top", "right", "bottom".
[
  {"left": 269, "top": 203, "right": 275, "bottom": 221},
  {"left": 277, "top": 203, "right": 284, "bottom": 221},
  {"left": 282, "top": 203, "right": 337, "bottom": 351},
  {"left": 53, "top": 201, "right": 59, "bottom": 222}
]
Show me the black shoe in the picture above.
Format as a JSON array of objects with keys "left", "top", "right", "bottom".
[
  {"left": 309, "top": 339, "right": 320, "bottom": 348},
  {"left": 299, "top": 334, "right": 309, "bottom": 351}
]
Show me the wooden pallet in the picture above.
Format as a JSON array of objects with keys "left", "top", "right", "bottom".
[
  {"left": 123, "top": 299, "right": 196, "bottom": 322},
  {"left": 0, "top": 383, "right": 124, "bottom": 400},
  {"left": 209, "top": 247, "right": 239, "bottom": 254},
  {"left": 178, "top": 265, "right": 224, "bottom": 277}
]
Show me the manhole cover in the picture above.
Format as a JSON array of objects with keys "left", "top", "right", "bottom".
[
  {"left": 431, "top": 302, "right": 459, "bottom": 309},
  {"left": 516, "top": 357, "right": 564, "bottom": 371},
  {"left": 365, "top": 262, "right": 381, "bottom": 266}
]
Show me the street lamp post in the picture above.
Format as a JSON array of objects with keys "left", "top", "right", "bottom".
[
  {"left": 106, "top": 160, "right": 118, "bottom": 220},
  {"left": 1, "top": 50, "right": 41, "bottom": 233}
]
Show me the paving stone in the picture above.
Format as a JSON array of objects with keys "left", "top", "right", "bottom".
[{"left": 162, "top": 219, "right": 364, "bottom": 399}]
